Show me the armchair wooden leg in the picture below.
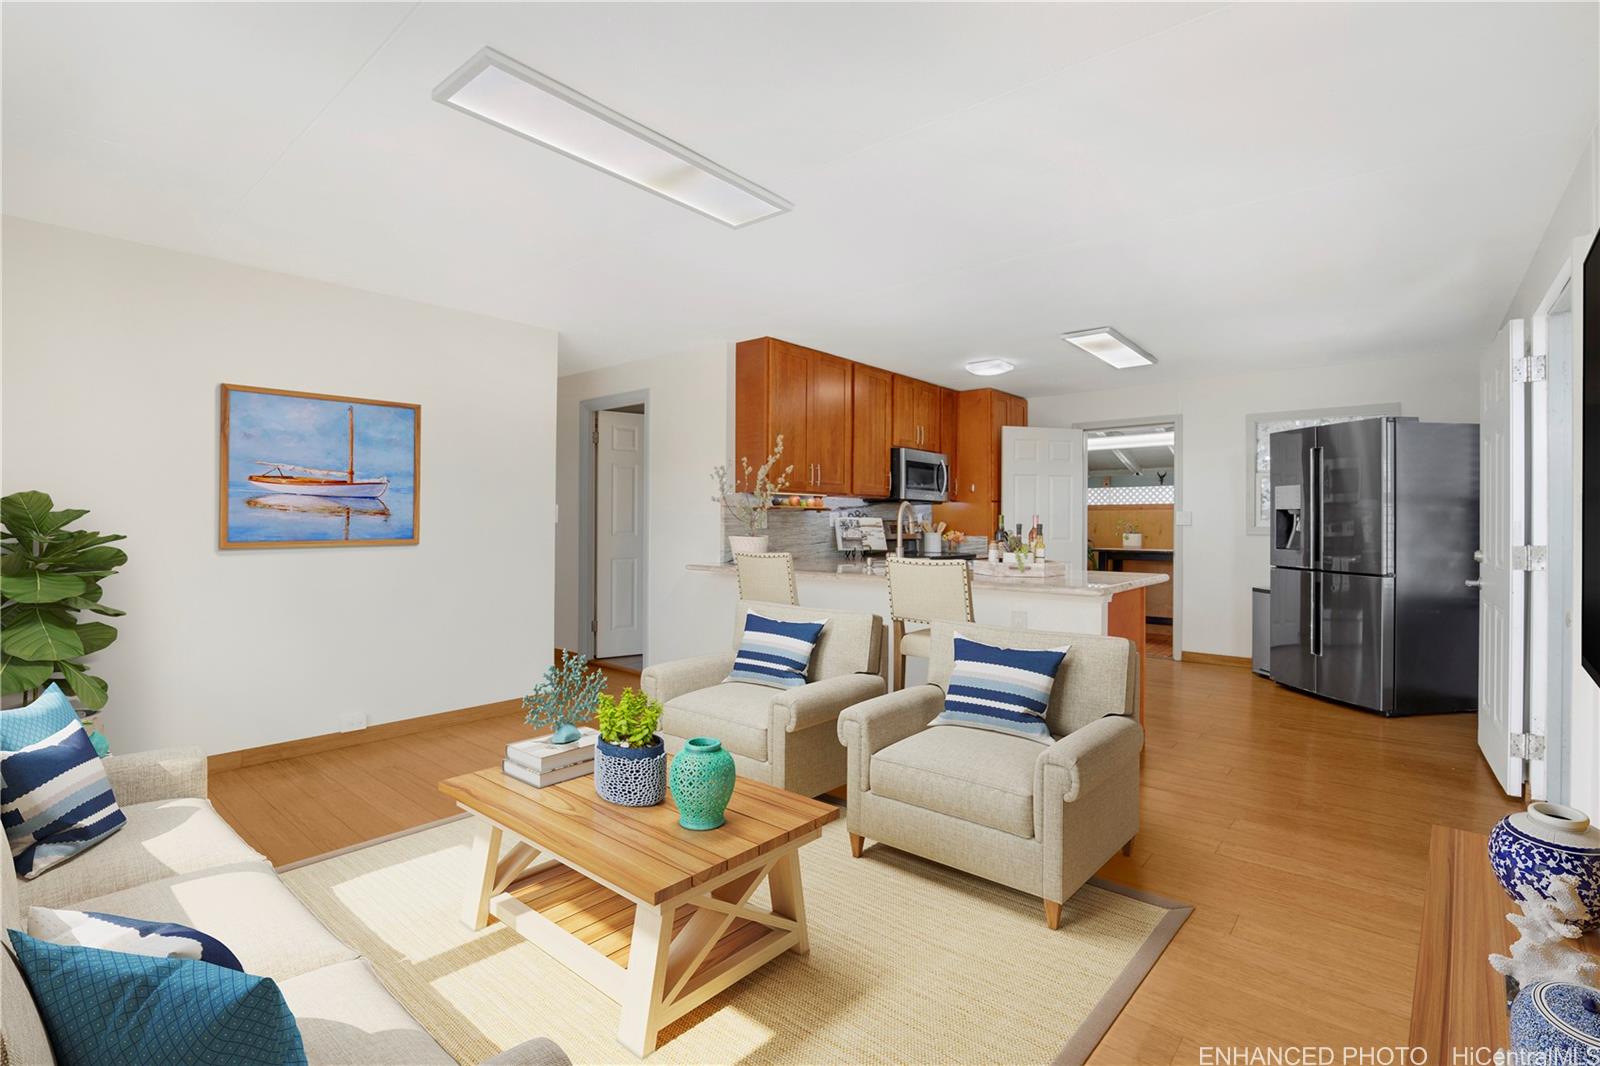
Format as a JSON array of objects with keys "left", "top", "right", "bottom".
[
  {"left": 890, "top": 620, "right": 905, "bottom": 692},
  {"left": 1043, "top": 900, "right": 1062, "bottom": 930},
  {"left": 849, "top": 832, "right": 864, "bottom": 858},
  {"left": 1122, "top": 837, "right": 1134, "bottom": 857}
]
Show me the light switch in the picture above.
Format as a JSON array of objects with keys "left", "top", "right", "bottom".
[{"left": 1174, "top": 510, "right": 1193, "bottom": 526}]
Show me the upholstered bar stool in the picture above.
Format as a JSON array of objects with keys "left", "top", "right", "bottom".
[
  {"left": 885, "top": 557, "right": 973, "bottom": 691},
  {"left": 733, "top": 551, "right": 798, "bottom": 605}
]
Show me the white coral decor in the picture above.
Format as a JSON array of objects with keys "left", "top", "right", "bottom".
[{"left": 1490, "top": 875, "right": 1600, "bottom": 989}]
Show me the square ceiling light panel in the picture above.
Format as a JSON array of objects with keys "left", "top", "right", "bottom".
[{"left": 434, "top": 47, "right": 792, "bottom": 228}]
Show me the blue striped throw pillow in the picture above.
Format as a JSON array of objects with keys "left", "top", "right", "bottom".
[
  {"left": 725, "top": 611, "right": 826, "bottom": 689},
  {"left": 931, "top": 632, "right": 1070, "bottom": 744},
  {"left": 29, "top": 907, "right": 243, "bottom": 971},
  {"left": 2, "top": 684, "right": 126, "bottom": 879}
]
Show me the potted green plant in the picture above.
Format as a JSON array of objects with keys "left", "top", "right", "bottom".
[
  {"left": 593, "top": 687, "right": 666, "bottom": 806},
  {"left": 1118, "top": 518, "right": 1143, "bottom": 548},
  {"left": 0, "top": 491, "right": 127, "bottom": 753},
  {"left": 712, "top": 435, "right": 793, "bottom": 555},
  {"left": 522, "top": 651, "right": 605, "bottom": 744}
]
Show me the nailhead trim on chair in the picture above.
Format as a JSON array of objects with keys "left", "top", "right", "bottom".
[{"left": 733, "top": 552, "right": 798, "bottom": 605}]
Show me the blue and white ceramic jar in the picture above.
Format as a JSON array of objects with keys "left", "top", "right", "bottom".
[
  {"left": 1488, "top": 802, "right": 1600, "bottom": 932},
  {"left": 1510, "top": 982, "right": 1600, "bottom": 1057},
  {"left": 594, "top": 735, "right": 666, "bottom": 807}
]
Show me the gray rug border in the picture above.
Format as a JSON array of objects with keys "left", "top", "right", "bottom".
[{"left": 277, "top": 815, "right": 1192, "bottom": 1066}]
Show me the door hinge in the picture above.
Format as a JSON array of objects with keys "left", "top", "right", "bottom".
[
  {"left": 1514, "top": 354, "right": 1548, "bottom": 383},
  {"left": 592, "top": 427, "right": 600, "bottom": 445},
  {"left": 1510, "top": 545, "right": 1548, "bottom": 571},
  {"left": 1510, "top": 733, "right": 1547, "bottom": 761},
  {"left": 590, "top": 617, "right": 598, "bottom": 633}
]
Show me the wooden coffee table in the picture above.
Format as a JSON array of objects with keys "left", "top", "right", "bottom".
[{"left": 438, "top": 764, "right": 838, "bottom": 1056}]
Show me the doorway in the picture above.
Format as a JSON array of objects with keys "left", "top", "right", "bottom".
[
  {"left": 577, "top": 392, "right": 649, "bottom": 670},
  {"left": 1077, "top": 418, "right": 1182, "bottom": 660}
]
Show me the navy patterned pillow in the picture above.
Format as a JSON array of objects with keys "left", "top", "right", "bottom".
[
  {"left": 930, "top": 632, "right": 1070, "bottom": 744},
  {"left": 28, "top": 907, "right": 243, "bottom": 971},
  {"left": 1, "top": 685, "right": 125, "bottom": 878},
  {"left": 724, "top": 611, "right": 826, "bottom": 689}
]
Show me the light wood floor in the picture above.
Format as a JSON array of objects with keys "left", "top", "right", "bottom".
[{"left": 210, "top": 658, "right": 1519, "bottom": 1064}]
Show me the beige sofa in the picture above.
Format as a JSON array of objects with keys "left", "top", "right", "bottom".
[
  {"left": 642, "top": 600, "right": 886, "bottom": 798},
  {"left": 837, "top": 621, "right": 1142, "bottom": 928},
  {"left": 1, "top": 747, "right": 568, "bottom": 1066}
]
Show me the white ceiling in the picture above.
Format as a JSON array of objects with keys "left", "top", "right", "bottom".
[{"left": 4, "top": 3, "right": 1596, "bottom": 395}]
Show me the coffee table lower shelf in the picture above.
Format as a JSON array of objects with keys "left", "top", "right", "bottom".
[{"left": 462, "top": 816, "right": 817, "bottom": 1057}]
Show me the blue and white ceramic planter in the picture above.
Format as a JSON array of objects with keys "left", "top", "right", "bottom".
[
  {"left": 594, "top": 735, "right": 666, "bottom": 807},
  {"left": 1510, "top": 982, "right": 1600, "bottom": 1057},
  {"left": 1488, "top": 802, "right": 1600, "bottom": 933}
]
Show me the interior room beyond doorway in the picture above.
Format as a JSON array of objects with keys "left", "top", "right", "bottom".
[{"left": 1086, "top": 421, "right": 1178, "bottom": 660}]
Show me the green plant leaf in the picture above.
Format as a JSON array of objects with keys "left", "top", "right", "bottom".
[
  {"left": 63, "top": 595, "right": 124, "bottom": 617},
  {"left": 74, "top": 621, "right": 118, "bottom": 654},
  {"left": 0, "top": 654, "right": 53, "bottom": 695},
  {"left": 0, "top": 572, "right": 88, "bottom": 604},
  {"left": 56, "top": 661, "right": 108, "bottom": 710},
  {"left": 1, "top": 491, "right": 54, "bottom": 536},
  {"left": 2, "top": 607, "right": 84, "bottom": 660},
  {"left": 38, "top": 509, "right": 89, "bottom": 535},
  {"left": 40, "top": 531, "right": 125, "bottom": 560},
  {"left": 0, "top": 552, "right": 28, "bottom": 577},
  {"left": 55, "top": 546, "right": 126, "bottom": 573}
]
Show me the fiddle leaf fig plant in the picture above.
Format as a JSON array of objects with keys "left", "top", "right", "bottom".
[
  {"left": 595, "top": 687, "right": 663, "bottom": 748},
  {"left": 0, "top": 491, "right": 127, "bottom": 711}
]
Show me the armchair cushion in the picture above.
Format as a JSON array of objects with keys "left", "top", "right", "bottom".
[
  {"left": 725, "top": 611, "right": 825, "bottom": 689},
  {"left": 658, "top": 684, "right": 772, "bottom": 761},
  {"left": 930, "top": 632, "right": 1068, "bottom": 745},
  {"left": 871, "top": 727, "right": 1039, "bottom": 839}
]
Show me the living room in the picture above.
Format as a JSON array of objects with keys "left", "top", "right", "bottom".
[{"left": 3, "top": 3, "right": 1599, "bottom": 1065}]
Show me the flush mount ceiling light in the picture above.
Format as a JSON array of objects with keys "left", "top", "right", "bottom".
[
  {"left": 1085, "top": 431, "right": 1175, "bottom": 451},
  {"left": 433, "top": 47, "right": 792, "bottom": 228},
  {"left": 1061, "top": 327, "right": 1156, "bottom": 369},
  {"left": 964, "top": 358, "right": 1016, "bottom": 377}
]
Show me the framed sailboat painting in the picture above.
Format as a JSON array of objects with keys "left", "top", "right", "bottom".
[{"left": 219, "top": 384, "right": 420, "bottom": 549}]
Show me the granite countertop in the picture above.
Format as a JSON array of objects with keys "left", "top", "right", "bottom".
[{"left": 687, "top": 561, "right": 1168, "bottom": 599}]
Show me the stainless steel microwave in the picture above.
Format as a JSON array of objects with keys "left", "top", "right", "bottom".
[{"left": 890, "top": 447, "right": 949, "bottom": 502}]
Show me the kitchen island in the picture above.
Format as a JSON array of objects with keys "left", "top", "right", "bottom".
[{"left": 686, "top": 561, "right": 1168, "bottom": 721}]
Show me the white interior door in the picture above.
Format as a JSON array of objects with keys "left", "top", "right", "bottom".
[
  {"left": 1478, "top": 319, "right": 1527, "bottom": 797},
  {"left": 595, "top": 410, "right": 645, "bottom": 658},
  {"left": 1000, "top": 426, "right": 1085, "bottom": 565}
]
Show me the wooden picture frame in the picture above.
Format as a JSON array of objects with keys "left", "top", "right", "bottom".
[{"left": 219, "top": 384, "right": 421, "bottom": 550}]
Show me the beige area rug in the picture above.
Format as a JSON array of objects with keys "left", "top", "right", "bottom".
[{"left": 279, "top": 817, "right": 1189, "bottom": 1066}]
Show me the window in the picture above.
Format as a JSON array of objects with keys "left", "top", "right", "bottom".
[{"left": 1244, "top": 404, "right": 1401, "bottom": 534}]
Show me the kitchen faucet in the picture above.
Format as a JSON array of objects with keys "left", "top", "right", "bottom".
[{"left": 895, "top": 500, "right": 915, "bottom": 558}]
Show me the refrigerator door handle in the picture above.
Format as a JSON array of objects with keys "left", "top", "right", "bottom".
[
  {"left": 1309, "top": 444, "right": 1325, "bottom": 569},
  {"left": 1310, "top": 572, "right": 1323, "bottom": 657}
]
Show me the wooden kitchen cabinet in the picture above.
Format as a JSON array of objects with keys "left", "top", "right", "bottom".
[
  {"left": 807, "top": 351, "right": 853, "bottom": 494},
  {"left": 850, "top": 364, "right": 894, "bottom": 498},
  {"left": 939, "top": 387, "right": 958, "bottom": 458},
  {"left": 735, "top": 337, "right": 852, "bottom": 494},
  {"left": 932, "top": 387, "right": 1028, "bottom": 536},
  {"left": 892, "top": 375, "right": 942, "bottom": 450}
]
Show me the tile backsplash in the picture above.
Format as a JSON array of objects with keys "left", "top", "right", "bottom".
[{"left": 720, "top": 502, "right": 931, "bottom": 564}]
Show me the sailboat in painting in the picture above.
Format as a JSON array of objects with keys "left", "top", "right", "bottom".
[{"left": 247, "top": 405, "right": 389, "bottom": 499}]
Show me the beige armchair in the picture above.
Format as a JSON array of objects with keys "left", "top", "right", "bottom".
[
  {"left": 837, "top": 621, "right": 1141, "bottom": 928},
  {"left": 642, "top": 600, "right": 886, "bottom": 797}
]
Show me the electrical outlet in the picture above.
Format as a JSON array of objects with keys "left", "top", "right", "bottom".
[
  {"left": 1174, "top": 510, "right": 1193, "bottom": 526},
  {"left": 1010, "top": 610, "right": 1028, "bottom": 629},
  {"left": 338, "top": 712, "right": 367, "bottom": 733}
]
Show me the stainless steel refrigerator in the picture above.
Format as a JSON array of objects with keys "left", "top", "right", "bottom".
[{"left": 1268, "top": 416, "right": 1480, "bottom": 716}]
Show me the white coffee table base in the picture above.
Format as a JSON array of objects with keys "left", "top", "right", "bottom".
[{"left": 460, "top": 808, "right": 817, "bottom": 1057}]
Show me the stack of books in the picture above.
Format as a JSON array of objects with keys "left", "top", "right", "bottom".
[{"left": 502, "top": 727, "right": 599, "bottom": 788}]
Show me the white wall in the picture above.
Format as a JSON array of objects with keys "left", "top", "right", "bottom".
[
  {"left": 1028, "top": 351, "right": 1480, "bottom": 658},
  {"left": 1504, "top": 129, "right": 1599, "bottom": 814},
  {"left": 2, "top": 218, "right": 559, "bottom": 755},
  {"left": 554, "top": 346, "right": 734, "bottom": 666}
]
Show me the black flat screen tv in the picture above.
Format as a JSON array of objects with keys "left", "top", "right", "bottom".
[{"left": 1584, "top": 231, "right": 1600, "bottom": 686}]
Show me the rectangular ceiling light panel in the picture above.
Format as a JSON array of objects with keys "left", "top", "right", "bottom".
[
  {"left": 434, "top": 47, "right": 791, "bottom": 228},
  {"left": 1062, "top": 328, "right": 1156, "bottom": 369},
  {"left": 1085, "top": 431, "right": 1175, "bottom": 451}
]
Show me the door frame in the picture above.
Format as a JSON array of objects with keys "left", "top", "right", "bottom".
[
  {"left": 578, "top": 390, "right": 650, "bottom": 663},
  {"left": 1072, "top": 413, "right": 1184, "bottom": 661}
]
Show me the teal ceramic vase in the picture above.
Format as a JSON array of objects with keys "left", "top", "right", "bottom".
[{"left": 670, "top": 737, "right": 737, "bottom": 830}]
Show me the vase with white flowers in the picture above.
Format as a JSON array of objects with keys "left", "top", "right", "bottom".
[{"left": 711, "top": 436, "right": 793, "bottom": 555}]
